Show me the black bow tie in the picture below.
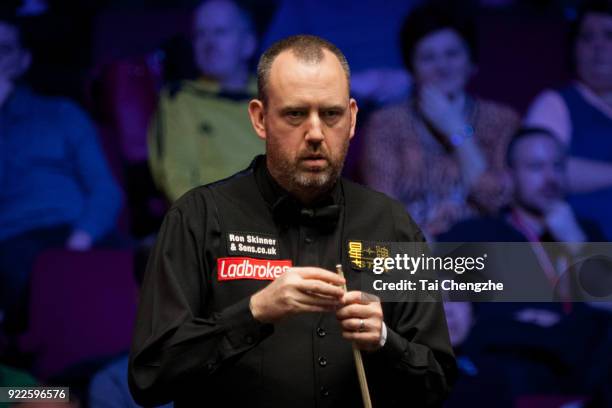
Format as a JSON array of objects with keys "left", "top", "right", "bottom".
[
  {"left": 299, "top": 205, "right": 341, "bottom": 229},
  {"left": 273, "top": 197, "right": 340, "bottom": 230}
]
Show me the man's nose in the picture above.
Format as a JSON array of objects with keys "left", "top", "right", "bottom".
[{"left": 304, "top": 113, "right": 325, "bottom": 143}]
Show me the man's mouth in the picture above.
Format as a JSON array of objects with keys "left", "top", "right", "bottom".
[{"left": 300, "top": 155, "right": 328, "bottom": 168}]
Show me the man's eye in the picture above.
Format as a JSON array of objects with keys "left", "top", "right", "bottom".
[
  {"left": 286, "top": 111, "right": 305, "bottom": 118},
  {"left": 323, "top": 110, "right": 340, "bottom": 118}
]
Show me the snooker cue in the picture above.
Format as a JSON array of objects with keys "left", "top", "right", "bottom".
[{"left": 336, "top": 264, "right": 373, "bottom": 408}]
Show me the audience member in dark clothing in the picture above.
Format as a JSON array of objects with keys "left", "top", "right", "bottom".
[
  {"left": 0, "top": 14, "right": 122, "bottom": 333},
  {"left": 439, "top": 127, "right": 612, "bottom": 406},
  {"left": 440, "top": 126, "right": 604, "bottom": 243}
]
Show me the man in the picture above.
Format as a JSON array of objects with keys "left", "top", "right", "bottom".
[
  {"left": 439, "top": 127, "right": 612, "bottom": 405},
  {"left": 439, "top": 127, "right": 603, "bottom": 243},
  {"left": 148, "top": 0, "right": 264, "bottom": 202},
  {"left": 0, "top": 13, "right": 121, "bottom": 332},
  {"left": 438, "top": 126, "right": 605, "bottom": 324},
  {"left": 129, "top": 35, "right": 456, "bottom": 407}
]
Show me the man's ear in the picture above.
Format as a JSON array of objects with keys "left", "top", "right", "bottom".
[
  {"left": 248, "top": 99, "right": 266, "bottom": 141},
  {"left": 348, "top": 97, "right": 358, "bottom": 140}
]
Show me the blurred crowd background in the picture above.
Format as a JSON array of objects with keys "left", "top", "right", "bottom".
[{"left": 1, "top": 0, "right": 612, "bottom": 406}]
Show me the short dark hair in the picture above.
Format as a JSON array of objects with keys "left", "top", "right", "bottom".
[
  {"left": 256, "top": 34, "right": 350, "bottom": 103},
  {"left": 399, "top": 2, "right": 477, "bottom": 73},
  {"left": 505, "top": 127, "right": 566, "bottom": 168}
]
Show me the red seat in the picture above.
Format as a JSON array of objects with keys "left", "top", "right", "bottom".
[{"left": 18, "top": 249, "right": 138, "bottom": 380}]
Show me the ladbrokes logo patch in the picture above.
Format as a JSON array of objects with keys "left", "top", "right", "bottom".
[{"left": 217, "top": 257, "right": 292, "bottom": 281}]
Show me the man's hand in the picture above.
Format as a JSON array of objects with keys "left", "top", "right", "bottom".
[
  {"left": 66, "top": 229, "right": 93, "bottom": 251},
  {"left": 250, "top": 267, "right": 345, "bottom": 323},
  {"left": 336, "top": 291, "right": 384, "bottom": 351}
]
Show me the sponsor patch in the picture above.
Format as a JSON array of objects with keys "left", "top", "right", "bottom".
[
  {"left": 217, "top": 257, "right": 292, "bottom": 281},
  {"left": 347, "top": 240, "right": 393, "bottom": 272},
  {"left": 227, "top": 231, "right": 280, "bottom": 259}
]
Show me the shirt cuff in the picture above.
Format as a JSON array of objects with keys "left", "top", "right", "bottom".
[
  {"left": 221, "top": 297, "right": 274, "bottom": 350},
  {"left": 379, "top": 322, "right": 388, "bottom": 347}
]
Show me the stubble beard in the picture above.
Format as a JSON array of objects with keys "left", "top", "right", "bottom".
[{"left": 267, "top": 140, "right": 349, "bottom": 202}]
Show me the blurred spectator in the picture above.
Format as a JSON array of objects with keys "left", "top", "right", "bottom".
[
  {"left": 525, "top": 0, "right": 612, "bottom": 240},
  {"left": 439, "top": 127, "right": 612, "bottom": 405},
  {"left": 261, "top": 0, "right": 419, "bottom": 106},
  {"left": 361, "top": 2, "right": 519, "bottom": 238},
  {"left": 439, "top": 127, "right": 603, "bottom": 243},
  {"left": 438, "top": 128, "right": 612, "bottom": 405},
  {"left": 0, "top": 13, "right": 122, "bottom": 333},
  {"left": 148, "top": 0, "right": 264, "bottom": 202}
]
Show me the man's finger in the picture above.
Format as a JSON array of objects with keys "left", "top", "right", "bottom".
[
  {"left": 341, "top": 290, "right": 379, "bottom": 305},
  {"left": 299, "top": 279, "right": 345, "bottom": 299},
  {"left": 292, "top": 267, "right": 346, "bottom": 286},
  {"left": 293, "top": 291, "right": 341, "bottom": 308},
  {"left": 339, "top": 318, "right": 369, "bottom": 333},
  {"left": 336, "top": 303, "right": 373, "bottom": 320}
]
